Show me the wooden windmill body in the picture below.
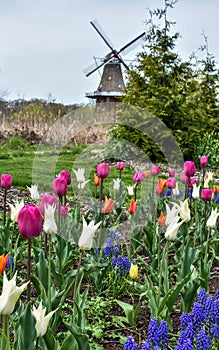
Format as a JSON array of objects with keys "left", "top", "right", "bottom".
[{"left": 84, "top": 20, "right": 145, "bottom": 112}]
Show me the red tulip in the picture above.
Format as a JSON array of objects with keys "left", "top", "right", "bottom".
[
  {"left": 1, "top": 174, "right": 12, "bottom": 189},
  {"left": 96, "top": 163, "right": 110, "bottom": 179},
  {"left": 184, "top": 161, "right": 196, "bottom": 177},
  {"left": 128, "top": 199, "right": 137, "bottom": 214},
  {"left": 18, "top": 205, "right": 42, "bottom": 238},
  {"left": 60, "top": 170, "right": 71, "bottom": 185},
  {"left": 52, "top": 177, "right": 67, "bottom": 197},
  {"left": 39, "top": 194, "right": 58, "bottom": 215},
  {"left": 201, "top": 189, "right": 212, "bottom": 201}
]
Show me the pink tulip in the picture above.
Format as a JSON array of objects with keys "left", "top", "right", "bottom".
[
  {"left": 132, "top": 171, "right": 145, "bottom": 183},
  {"left": 184, "top": 161, "right": 196, "bottom": 177},
  {"left": 60, "top": 206, "right": 68, "bottom": 216},
  {"left": 150, "top": 165, "right": 160, "bottom": 176},
  {"left": 39, "top": 194, "right": 58, "bottom": 215},
  {"left": 168, "top": 168, "right": 176, "bottom": 177},
  {"left": 52, "top": 177, "right": 67, "bottom": 197},
  {"left": 18, "top": 204, "right": 42, "bottom": 238},
  {"left": 60, "top": 170, "right": 71, "bottom": 185},
  {"left": 96, "top": 163, "right": 110, "bottom": 179},
  {"left": 200, "top": 156, "right": 208, "bottom": 167},
  {"left": 1, "top": 174, "right": 12, "bottom": 190},
  {"left": 201, "top": 189, "right": 212, "bottom": 201},
  {"left": 117, "top": 162, "right": 125, "bottom": 171},
  {"left": 166, "top": 177, "right": 177, "bottom": 189},
  {"left": 180, "top": 171, "right": 188, "bottom": 184},
  {"left": 189, "top": 178, "right": 196, "bottom": 187}
]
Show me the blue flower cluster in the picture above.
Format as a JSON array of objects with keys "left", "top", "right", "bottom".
[
  {"left": 124, "top": 317, "right": 168, "bottom": 350},
  {"left": 112, "top": 254, "right": 131, "bottom": 275},
  {"left": 103, "top": 231, "right": 120, "bottom": 258},
  {"left": 124, "top": 288, "right": 219, "bottom": 350}
]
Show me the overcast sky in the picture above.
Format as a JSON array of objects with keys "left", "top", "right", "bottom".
[{"left": 0, "top": 0, "right": 218, "bottom": 105}]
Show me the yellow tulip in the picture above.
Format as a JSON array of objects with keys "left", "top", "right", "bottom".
[{"left": 129, "top": 264, "right": 138, "bottom": 279}]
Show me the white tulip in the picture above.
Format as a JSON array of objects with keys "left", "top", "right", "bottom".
[
  {"left": 165, "top": 216, "right": 185, "bottom": 241},
  {"left": 78, "top": 216, "right": 102, "bottom": 250},
  {"left": 179, "top": 198, "right": 191, "bottom": 223},
  {"left": 43, "top": 204, "right": 57, "bottom": 235},
  {"left": 0, "top": 271, "right": 29, "bottom": 315},
  {"left": 32, "top": 300, "right": 57, "bottom": 337},
  {"left": 27, "top": 184, "right": 40, "bottom": 201},
  {"left": 72, "top": 168, "right": 86, "bottom": 183},
  {"left": 9, "top": 199, "right": 24, "bottom": 223},
  {"left": 172, "top": 181, "right": 180, "bottom": 196},
  {"left": 192, "top": 184, "right": 200, "bottom": 199},
  {"left": 78, "top": 180, "right": 90, "bottom": 190},
  {"left": 113, "top": 178, "right": 121, "bottom": 191},
  {"left": 207, "top": 208, "right": 219, "bottom": 228},
  {"left": 165, "top": 202, "right": 180, "bottom": 227},
  {"left": 127, "top": 185, "right": 134, "bottom": 197}
]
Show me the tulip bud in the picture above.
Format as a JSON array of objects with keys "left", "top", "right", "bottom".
[
  {"left": 18, "top": 205, "right": 42, "bottom": 238},
  {"left": 0, "top": 253, "right": 10, "bottom": 275},
  {"left": 60, "top": 170, "right": 71, "bottom": 185},
  {"left": 60, "top": 205, "right": 68, "bottom": 216},
  {"left": 39, "top": 194, "right": 58, "bottom": 215},
  {"left": 168, "top": 168, "right": 176, "bottom": 177},
  {"left": 200, "top": 156, "right": 208, "bottom": 167},
  {"left": 117, "top": 162, "right": 124, "bottom": 171},
  {"left": 96, "top": 163, "right": 110, "bottom": 179},
  {"left": 184, "top": 161, "right": 196, "bottom": 177},
  {"left": 1, "top": 174, "right": 12, "bottom": 189},
  {"left": 129, "top": 263, "right": 138, "bottom": 279},
  {"left": 94, "top": 173, "right": 101, "bottom": 186},
  {"left": 150, "top": 165, "right": 160, "bottom": 176},
  {"left": 132, "top": 171, "right": 145, "bottom": 183},
  {"left": 201, "top": 189, "right": 212, "bottom": 202},
  {"left": 158, "top": 212, "right": 166, "bottom": 226},
  {"left": 180, "top": 171, "right": 188, "bottom": 184},
  {"left": 128, "top": 199, "right": 137, "bottom": 214},
  {"left": 214, "top": 185, "right": 219, "bottom": 195},
  {"left": 52, "top": 177, "right": 67, "bottom": 197},
  {"left": 166, "top": 177, "right": 177, "bottom": 189}
]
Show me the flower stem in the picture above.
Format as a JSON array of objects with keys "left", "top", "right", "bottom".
[
  {"left": 99, "top": 178, "right": 104, "bottom": 213},
  {"left": 3, "top": 189, "right": 7, "bottom": 226},
  {"left": 27, "top": 238, "right": 32, "bottom": 302},
  {"left": 158, "top": 241, "right": 169, "bottom": 298},
  {"left": 73, "top": 250, "right": 83, "bottom": 304},
  {"left": 48, "top": 234, "right": 52, "bottom": 312},
  {"left": 1, "top": 315, "right": 10, "bottom": 350}
]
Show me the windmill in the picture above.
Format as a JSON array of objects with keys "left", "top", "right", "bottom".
[{"left": 84, "top": 19, "right": 145, "bottom": 110}]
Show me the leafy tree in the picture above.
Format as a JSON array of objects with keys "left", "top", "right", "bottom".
[{"left": 111, "top": 0, "right": 219, "bottom": 161}]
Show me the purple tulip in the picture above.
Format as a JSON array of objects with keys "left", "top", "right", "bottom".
[
  {"left": 168, "top": 168, "right": 176, "bottom": 177},
  {"left": 132, "top": 171, "right": 145, "bottom": 183},
  {"left": 166, "top": 177, "right": 177, "bottom": 189},
  {"left": 150, "top": 165, "right": 160, "bottom": 176},
  {"left": 18, "top": 205, "right": 42, "bottom": 238},
  {"left": 180, "top": 171, "right": 188, "bottom": 184},
  {"left": 117, "top": 162, "right": 125, "bottom": 171},
  {"left": 201, "top": 189, "right": 212, "bottom": 201},
  {"left": 96, "top": 163, "right": 110, "bottom": 179},
  {"left": 39, "top": 194, "right": 58, "bottom": 215},
  {"left": 52, "top": 177, "right": 67, "bottom": 197},
  {"left": 1, "top": 174, "right": 12, "bottom": 190},
  {"left": 60, "top": 170, "right": 71, "bottom": 185},
  {"left": 200, "top": 156, "right": 208, "bottom": 167},
  {"left": 60, "top": 205, "right": 68, "bottom": 216},
  {"left": 184, "top": 161, "right": 196, "bottom": 177}
]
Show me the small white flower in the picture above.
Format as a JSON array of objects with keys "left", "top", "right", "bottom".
[
  {"left": 127, "top": 185, "right": 134, "bottom": 197},
  {"left": 32, "top": 300, "right": 57, "bottom": 337},
  {"left": 113, "top": 178, "right": 121, "bottom": 191},
  {"left": 43, "top": 204, "right": 57, "bottom": 234},
  {"left": 73, "top": 168, "right": 86, "bottom": 183},
  {"left": 0, "top": 271, "right": 29, "bottom": 315},
  {"left": 172, "top": 181, "right": 180, "bottom": 196},
  {"left": 179, "top": 199, "right": 191, "bottom": 223},
  {"left": 9, "top": 199, "right": 24, "bottom": 223},
  {"left": 207, "top": 208, "right": 219, "bottom": 228},
  {"left": 27, "top": 184, "right": 40, "bottom": 201},
  {"left": 78, "top": 216, "right": 102, "bottom": 250},
  {"left": 192, "top": 184, "right": 200, "bottom": 199}
]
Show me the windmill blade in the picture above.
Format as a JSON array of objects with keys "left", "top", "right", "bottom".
[
  {"left": 90, "top": 19, "right": 115, "bottom": 52},
  {"left": 118, "top": 32, "right": 146, "bottom": 56},
  {"left": 83, "top": 54, "right": 113, "bottom": 77},
  {"left": 116, "top": 55, "right": 130, "bottom": 71}
]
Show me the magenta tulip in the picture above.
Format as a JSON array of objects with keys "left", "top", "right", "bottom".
[
  {"left": 184, "top": 161, "right": 196, "bottom": 177},
  {"left": 132, "top": 171, "right": 145, "bottom": 184},
  {"left": 168, "top": 168, "right": 176, "bottom": 177},
  {"left": 60, "top": 205, "right": 68, "bottom": 216},
  {"left": 201, "top": 188, "right": 212, "bottom": 201},
  {"left": 117, "top": 162, "right": 125, "bottom": 171},
  {"left": 180, "top": 171, "right": 188, "bottom": 184},
  {"left": 200, "top": 156, "right": 208, "bottom": 167},
  {"left": 189, "top": 178, "right": 196, "bottom": 187},
  {"left": 166, "top": 177, "right": 177, "bottom": 189},
  {"left": 1, "top": 174, "right": 12, "bottom": 190},
  {"left": 52, "top": 177, "right": 67, "bottom": 197},
  {"left": 39, "top": 194, "right": 58, "bottom": 215},
  {"left": 150, "top": 165, "right": 160, "bottom": 176},
  {"left": 60, "top": 170, "right": 71, "bottom": 185},
  {"left": 96, "top": 163, "right": 110, "bottom": 179},
  {"left": 18, "top": 204, "right": 42, "bottom": 238}
]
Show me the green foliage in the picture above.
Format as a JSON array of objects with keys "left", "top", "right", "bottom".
[
  {"left": 194, "top": 130, "right": 219, "bottom": 168},
  {"left": 5, "top": 136, "right": 28, "bottom": 150}
]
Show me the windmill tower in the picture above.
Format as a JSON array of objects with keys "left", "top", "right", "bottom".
[{"left": 84, "top": 20, "right": 145, "bottom": 112}]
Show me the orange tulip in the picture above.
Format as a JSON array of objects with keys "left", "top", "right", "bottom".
[
  {"left": 214, "top": 185, "right": 219, "bottom": 194},
  {"left": 144, "top": 171, "right": 149, "bottom": 179},
  {"left": 128, "top": 199, "right": 137, "bottom": 214},
  {"left": 158, "top": 212, "right": 166, "bottom": 226},
  {"left": 94, "top": 173, "right": 101, "bottom": 186},
  {"left": 103, "top": 196, "right": 116, "bottom": 214},
  {"left": 156, "top": 178, "right": 167, "bottom": 195},
  {"left": 0, "top": 253, "right": 10, "bottom": 275}
]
